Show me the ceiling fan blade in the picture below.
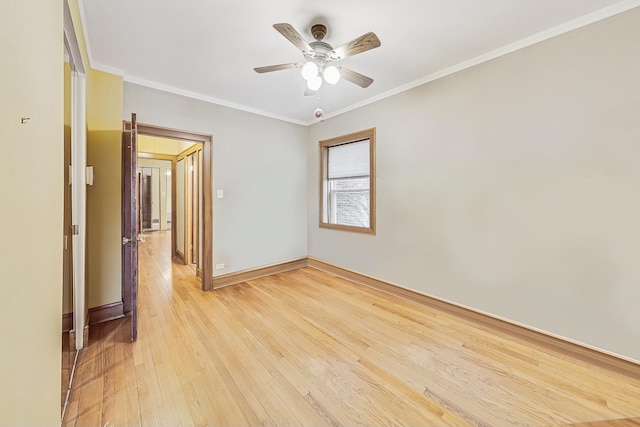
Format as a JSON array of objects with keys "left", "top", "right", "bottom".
[
  {"left": 332, "top": 32, "right": 381, "bottom": 60},
  {"left": 254, "top": 63, "right": 299, "bottom": 73},
  {"left": 273, "top": 23, "right": 312, "bottom": 53},
  {"left": 340, "top": 68, "right": 374, "bottom": 88}
]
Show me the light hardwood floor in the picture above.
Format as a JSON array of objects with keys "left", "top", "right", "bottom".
[{"left": 63, "top": 231, "right": 640, "bottom": 426}]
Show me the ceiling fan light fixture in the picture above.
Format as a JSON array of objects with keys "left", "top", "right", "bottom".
[
  {"left": 307, "top": 75, "right": 322, "bottom": 91},
  {"left": 323, "top": 65, "right": 340, "bottom": 85},
  {"left": 255, "top": 23, "right": 380, "bottom": 95},
  {"left": 301, "top": 61, "right": 319, "bottom": 81}
]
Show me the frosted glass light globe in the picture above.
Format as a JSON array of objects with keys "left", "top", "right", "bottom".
[
  {"left": 307, "top": 75, "right": 322, "bottom": 91},
  {"left": 301, "top": 62, "right": 319, "bottom": 81},
  {"left": 323, "top": 66, "right": 340, "bottom": 85}
]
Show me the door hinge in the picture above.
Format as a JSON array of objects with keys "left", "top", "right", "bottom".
[{"left": 70, "top": 225, "right": 79, "bottom": 235}]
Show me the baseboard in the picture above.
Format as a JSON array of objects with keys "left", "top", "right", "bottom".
[
  {"left": 175, "top": 250, "right": 185, "bottom": 264},
  {"left": 88, "top": 301, "right": 125, "bottom": 325},
  {"left": 62, "top": 312, "right": 73, "bottom": 333},
  {"left": 196, "top": 267, "right": 203, "bottom": 279},
  {"left": 68, "top": 326, "right": 89, "bottom": 350},
  {"left": 567, "top": 417, "right": 640, "bottom": 427},
  {"left": 306, "top": 257, "right": 640, "bottom": 380},
  {"left": 212, "top": 258, "right": 308, "bottom": 289}
]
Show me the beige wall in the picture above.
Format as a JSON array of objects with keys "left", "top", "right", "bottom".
[
  {"left": 308, "top": 8, "right": 640, "bottom": 362},
  {"left": 0, "top": 1, "right": 63, "bottom": 425},
  {"left": 86, "top": 69, "right": 124, "bottom": 309}
]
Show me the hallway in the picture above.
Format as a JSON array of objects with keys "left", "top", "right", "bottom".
[{"left": 62, "top": 231, "right": 640, "bottom": 426}]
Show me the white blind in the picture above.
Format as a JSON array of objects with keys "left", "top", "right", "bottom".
[{"left": 328, "top": 140, "right": 370, "bottom": 179}]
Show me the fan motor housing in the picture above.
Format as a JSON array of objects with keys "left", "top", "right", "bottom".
[
  {"left": 305, "top": 41, "right": 333, "bottom": 63},
  {"left": 311, "top": 24, "right": 327, "bottom": 41}
]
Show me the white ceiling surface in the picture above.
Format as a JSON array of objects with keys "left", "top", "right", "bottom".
[
  {"left": 138, "top": 135, "right": 196, "bottom": 156},
  {"left": 80, "top": 0, "right": 639, "bottom": 125}
]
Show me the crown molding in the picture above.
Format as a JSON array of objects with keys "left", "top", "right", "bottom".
[
  {"left": 321, "top": 0, "right": 640, "bottom": 123},
  {"left": 90, "top": 62, "right": 125, "bottom": 77},
  {"left": 77, "top": 0, "right": 640, "bottom": 126},
  {"left": 124, "top": 75, "right": 308, "bottom": 126}
]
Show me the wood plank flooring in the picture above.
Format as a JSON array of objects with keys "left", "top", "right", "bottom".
[
  {"left": 61, "top": 331, "right": 72, "bottom": 412},
  {"left": 63, "top": 231, "right": 640, "bottom": 426}
]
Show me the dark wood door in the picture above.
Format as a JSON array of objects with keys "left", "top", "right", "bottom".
[
  {"left": 141, "top": 172, "right": 152, "bottom": 230},
  {"left": 122, "top": 113, "right": 139, "bottom": 341}
]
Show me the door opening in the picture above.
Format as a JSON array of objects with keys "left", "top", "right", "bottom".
[{"left": 122, "top": 120, "right": 213, "bottom": 307}]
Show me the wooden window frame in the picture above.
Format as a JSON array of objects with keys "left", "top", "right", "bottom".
[{"left": 319, "top": 128, "right": 376, "bottom": 235}]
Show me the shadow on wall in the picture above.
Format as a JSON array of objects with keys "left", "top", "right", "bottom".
[{"left": 86, "top": 130, "right": 122, "bottom": 310}]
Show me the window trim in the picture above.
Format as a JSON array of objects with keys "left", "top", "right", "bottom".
[{"left": 319, "top": 128, "right": 376, "bottom": 235}]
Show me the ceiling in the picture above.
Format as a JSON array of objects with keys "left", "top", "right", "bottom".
[
  {"left": 138, "top": 135, "right": 197, "bottom": 156},
  {"left": 80, "top": 0, "right": 638, "bottom": 125}
]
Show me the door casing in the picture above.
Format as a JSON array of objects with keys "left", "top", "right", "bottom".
[{"left": 122, "top": 121, "right": 213, "bottom": 295}]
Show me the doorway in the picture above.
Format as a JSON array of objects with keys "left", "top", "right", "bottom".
[
  {"left": 122, "top": 121, "right": 213, "bottom": 300},
  {"left": 63, "top": 1, "right": 88, "bottom": 418},
  {"left": 138, "top": 138, "right": 203, "bottom": 272}
]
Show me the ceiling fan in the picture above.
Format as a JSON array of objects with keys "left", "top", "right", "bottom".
[{"left": 254, "top": 23, "right": 381, "bottom": 95}]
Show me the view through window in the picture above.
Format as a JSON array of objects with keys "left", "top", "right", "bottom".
[{"left": 319, "top": 128, "right": 376, "bottom": 234}]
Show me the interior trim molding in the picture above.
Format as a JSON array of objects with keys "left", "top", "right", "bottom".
[
  {"left": 138, "top": 152, "right": 175, "bottom": 161},
  {"left": 175, "top": 250, "right": 186, "bottom": 265},
  {"left": 88, "top": 301, "right": 125, "bottom": 326},
  {"left": 306, "top": 257, "right": 640, "bottom": 380},
  {"left": 62, "top": 312, "right": 73, "bottom": 333},
  {"left": 322, "top": 0, "right": 640, "bottom": 123},
  {"left": 91, "top": 0, "right": 640, "bottom": 127},
  {"left": 123, "top": 76, "right": 307, "bottom": 126},
  {"left": 68, "top": 326, "right": 89, "bottom": 351},
  {"left": 212, "top": 258, "right": 308, "bottom": 289}
]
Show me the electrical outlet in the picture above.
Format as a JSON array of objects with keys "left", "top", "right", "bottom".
[{"left": 215, "top": 263, "right": 225, "bottom": 270}]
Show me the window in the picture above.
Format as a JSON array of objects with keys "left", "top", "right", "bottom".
[{"left": 319, "top": 128, "right": 376, "bottom": 234}]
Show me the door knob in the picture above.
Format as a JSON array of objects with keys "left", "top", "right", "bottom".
[{"left": 122, "top": 236, "right": 132, "bottom": 245}]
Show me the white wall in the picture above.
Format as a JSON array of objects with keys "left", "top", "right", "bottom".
[
  {"left": 308, "top": 9, "right": 640, "bottom": 362},
  {"left": 123, "top": 83, "right": 308, "bottom": 275},
  {"left": 0, "top": 1, "right": 63, "bottom": 425}
]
